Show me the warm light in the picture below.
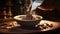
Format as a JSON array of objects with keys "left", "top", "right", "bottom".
[
  {"left": 0, "top": 21, "right": 20, "bottom": 29},
  {"left": 36, "top": 20, "right": 60, "bottom": 31}
]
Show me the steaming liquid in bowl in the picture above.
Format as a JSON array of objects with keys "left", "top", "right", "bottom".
[
  {"left": 18, "top": 15, "right": 41, "bottom": 21},
  {"left": 22, "top": 14, "right": 35, "bottom": 20}
]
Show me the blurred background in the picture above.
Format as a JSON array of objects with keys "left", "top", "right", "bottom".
[{"left": 0, "top": 0, "right": 60, "bottom": 21}]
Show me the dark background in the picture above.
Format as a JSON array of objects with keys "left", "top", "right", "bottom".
[{"left": 0, "top": 0, "right": 60, "bottom": 21}]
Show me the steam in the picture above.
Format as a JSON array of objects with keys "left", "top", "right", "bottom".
[
  {"left": 31, "top": 0, "right": 44, "bottom": 10},
  {"left": 26, "top": 0, "right": 44, "bottom": 15},
  {"left": 27, "top": 0, "right": 44, "bottom": 15}
]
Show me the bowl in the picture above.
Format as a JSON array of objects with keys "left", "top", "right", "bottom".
[{"left": 14, "top": 15, "right": 43, "bottom": 27}]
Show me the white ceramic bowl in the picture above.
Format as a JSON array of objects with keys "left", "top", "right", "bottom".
[{"left": 14, "top": 15, "right": 43, "bottom": 27}]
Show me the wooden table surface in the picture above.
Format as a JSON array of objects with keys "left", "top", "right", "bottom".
[{"left": 0, "top": 20, "right": 60, "bottom": 34}]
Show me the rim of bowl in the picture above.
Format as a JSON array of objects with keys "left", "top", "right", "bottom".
[{"left": 14, "top": 15, "right": 43, "bottom": 21}]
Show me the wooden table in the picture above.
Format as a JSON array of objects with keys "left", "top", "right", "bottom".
[{"left": 0, "top": 20, "right": 60, "bottom": 34}]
